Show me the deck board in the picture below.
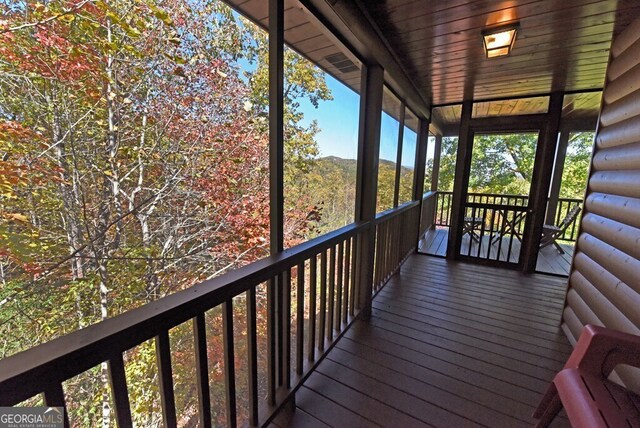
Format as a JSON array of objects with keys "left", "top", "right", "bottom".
[
  {"left": 419, "top": 227, "right": 575, "bottom": 276},
  {"left": 283, "top": 255, "right": 571, "bottom": 427}
]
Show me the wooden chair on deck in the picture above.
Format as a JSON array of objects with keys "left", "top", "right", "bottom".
[
  {"left": 533, "top": 324, "right": 640, "bottom": 427},
  {"left": 462, "top": 216, "right": 483, "bottom": 243},
  {"left": 539, "top": 205, "right": 581, "bottom": 254}
]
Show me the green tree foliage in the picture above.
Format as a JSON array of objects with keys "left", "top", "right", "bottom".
[
  {"left": 560, "top": 132, "right": 593, "bottom": 199},
  {"left": 436, "top": 137, "right": 458, "bottom": 191},
  {"left": 0, "top": 0, "right": 332, "bottom": 425},
  {"left": 436, "top": 133, "right": 592, "bottom": 198}
]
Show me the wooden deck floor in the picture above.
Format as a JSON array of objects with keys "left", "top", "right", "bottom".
[
  {"left": 272, "top": 255, "right": 572, "bottom": 428},
  {"left": 418, "top": 227, "right": 575, "bottom": 276}
]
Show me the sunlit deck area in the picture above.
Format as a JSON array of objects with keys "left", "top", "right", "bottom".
[
  {"left": 272, "top": 255, "right": 572, "bottom": 427},
  {"left": 419, "top": 227, "right": 575, "bottom": 276}
]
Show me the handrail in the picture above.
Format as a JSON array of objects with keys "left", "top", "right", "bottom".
[
  {"left": 374, "top": 200, "right": 420, "bottom": 224},
  {"left": 0, "top": 220, "right": 368, "bottom": 404},
  {"left": 465, "top": 202, "right": 528, "bottom": 211},
  {"left": 0, "top": 202, "right": 423, "bottom": 427},
  {"left": 422, "top": 190, "right": 437, "bottom": 200}
]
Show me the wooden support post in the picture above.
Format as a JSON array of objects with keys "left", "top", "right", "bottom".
[
  {"left": 413, "top": 118, "right": 430, "bottom": 250},
  {"left": 431, "top": 134, "right": 442, "bottom": 191},
  {"left": 393, "top": 105, "right": 406, "bottom": 208},
  {"left": 413, "top": 118, "right": 430, "bottom": 201},
  {"left": 523, "top": 92, "right": 564, "bottom": 272},
  {"left": 354, "top": 64, "right": 384, "bottom": 320},
  {"left": 268, "top": 0, "right": 285, "bottom": 408},
  {"left": 269, "top": 0, "right": 284, "bottom": 255},
  {"left": 546, "top": 131, "right": 570, "bottom": 224},
  {"left": 447, "top": 100, "right": 473, "bottom": 259}
]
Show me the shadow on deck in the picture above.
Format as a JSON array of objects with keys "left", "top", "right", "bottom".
[
  {"left": 418, "top": 227, "right": 575, "bottom": 276},
  {"left": 272, "top": 255, "right": 571, "bottom": 427}
]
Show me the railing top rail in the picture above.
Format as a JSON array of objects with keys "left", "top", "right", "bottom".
[
  {"left": 435, "top": 190, "right": 583, "bottom": 203},
  {"left": 421, "top": 190, "right": 437, "bottom": 200},
  {"left": 467, "top": 192, "right": 528, "bottom": 199},
  {"left": 374, "top": 200, "right": 420, "bottom": 224},
  {"left": 465, "top": 202, "right": 528, "bottom": 211},
  {"left": 0, "top": 218, "right": 373, "bottom": 403},
  {"left": 557, "top": 197, "right": 584, "bottom": 203}
]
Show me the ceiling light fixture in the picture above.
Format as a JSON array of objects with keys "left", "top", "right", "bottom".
[{"left": 482, "top": 23, "right": 519, "bottom": 58}]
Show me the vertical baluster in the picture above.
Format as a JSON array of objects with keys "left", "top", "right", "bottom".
[
  {"left": 385, "top": 220, "right": 391, "bottom": 280},
  {"left": 296, "top": 263, "right": 304, "bottom": 375},
  {"left": 392, "top": 217, "right": 397, "bottom": 273},
  {"left": 381, "top": 222, "right": 388, "bottom": 284},
  {"left": 245, "top": 290, "right": 258, "bottom": 426},
  {"left": 343, "top": 237, "right": 351, "bottom": 324},
  {"left": 373, "top": 224, "right": 380, "bottom": 290},
  {"left": 267, "top": 277, "right": 276, "bottom": 405},
  {"left": 308, "top": 255, "right": 317, "bottom": 361},
  {"left": 43, "top": 383, "right": 70, "bottom": 428},
  {"left": 467, "top": 206, "right": 476, "bottom": 257},
  {"left": 393, "top": 216, "right": 398, "bottom": 270},
  {"left": 390, "top": 218, "right": 395, "bottom": 273},
  {"left": 318, "top": 250, "right": 327, "bottom": 351},
  {"left": 487, "top": 208, "right": 497, "bottom": 260},
  {"left": 222, "top": 299, "right": 237, "bottom": 428},
  {"left": 476, "top": 207, "right": 486, "bottom": 258},
  {"left": 378, "top": 219, "right": 393, "bottom": 276},
  {"left": 335, "top": 241, "right": 344, "bottom": 331},
  {"left": 193, "top": 314, "right": 212, "bottom": 428},
  {"left": 506, "top": 210, "right": 516, "bottom": 263},
  {"left": 387, "top": 214, "right": 404, "bottom": 270},
  {"left": 276, "top": 273, "right": 285, "bottom": 388},
  {"left": 373, "top": 224, "right": 380, "bottom": 291},
  {"left": 156, "top": 329, "right": 177, "bottom": 428},
  {"left": 108, "top": 354, "right": 132, "bottom": 428},
  {"left": 379, "top": 223, "right": 384, "bottom": 284},
  {"left": 349, "top": 236, "right": 358, "bottom": 315},
  {"left": 496, "top": 209, "right": 506, "bottom": 261},
  {"left": 327, "top": 246, "right": 335, "bottom": 341},
  {"left": 283, "top": 270, "right": 291, "bottom": 388}
]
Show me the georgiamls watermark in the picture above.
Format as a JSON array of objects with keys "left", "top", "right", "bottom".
[{"left": 0, "top": 407, "right": 64, "bottom": 428}]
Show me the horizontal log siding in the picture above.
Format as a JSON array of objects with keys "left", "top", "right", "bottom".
[{"left": 563, "top": 16, "right": 640, "bottom": 394}]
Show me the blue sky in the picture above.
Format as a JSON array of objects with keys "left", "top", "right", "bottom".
[
  {"left": 298, "top": 73, "right": 424, "bottom": 167},
  {"left": 230, "top": 9, "right": 431, "bottom": 168},
  {"left": 297, "top": 74, "right": 360, "bottom": 160}
]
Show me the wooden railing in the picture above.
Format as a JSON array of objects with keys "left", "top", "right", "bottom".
[
  {"left": 419, "top": 191, "right": 438, "bottom": 237},
  {"left": 466, "top": 192, "right": 529, "bottom": 206},
  {"left": 373, "top": 201, "right": 421, "bottom": 294},
  {"left": 0, "top": 202, "right": 421, "bottom": 427},
  {"left": 460, "top": 202, "right": 528, "bottom": 263},
  {"left": 434, "top": 191, "right": 583, "bottom": 242},
  {"left": 435, "top": 190, "right": 454, "bottom": 227}
]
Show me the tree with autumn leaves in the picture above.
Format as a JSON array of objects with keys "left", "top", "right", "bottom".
[{"left": 1, "top": 0, "right": 332, "bottom": 425}]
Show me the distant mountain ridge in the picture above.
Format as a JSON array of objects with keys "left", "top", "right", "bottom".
[{"left": 317, "top": 155, "right": 414, "bottom": 171}]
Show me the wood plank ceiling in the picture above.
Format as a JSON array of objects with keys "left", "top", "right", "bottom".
[{"left": 363, "top": 0, "right": 640, "bottom": 104}]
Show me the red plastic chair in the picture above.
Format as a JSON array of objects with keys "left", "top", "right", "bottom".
[{"left": 533, "top": 324, "right": 640, "bottom": 427}]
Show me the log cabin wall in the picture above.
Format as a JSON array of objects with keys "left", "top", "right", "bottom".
[{"left": 562, "top": 17, "right": 640, "bottom": 394}]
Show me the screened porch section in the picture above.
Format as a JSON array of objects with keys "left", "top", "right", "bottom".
[{"left": 3, "top": 0, "right": 640, "bottom": 427}]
